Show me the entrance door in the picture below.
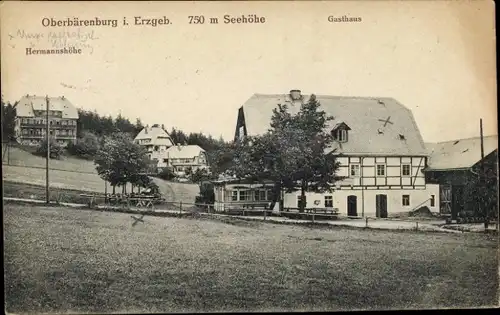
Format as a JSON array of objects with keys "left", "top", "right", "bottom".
[
  {"left": 347, "top": 195, "right": 357, "bottom": 216},
  {"left": 440, "top": 184, "right": 453, "bottom": 217},
  {"left": 376, "top": 194, "right": 388, "bottom": 218}
]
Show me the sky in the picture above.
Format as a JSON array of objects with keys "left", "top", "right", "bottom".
[{"left": 1, "top": 1, "right": 497, "bottom": 142}]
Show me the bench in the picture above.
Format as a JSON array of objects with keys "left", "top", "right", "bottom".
[{"left": 304, "top": 208, "right": 339, "bottom": 215}]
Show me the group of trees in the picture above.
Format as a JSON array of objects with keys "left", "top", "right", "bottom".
[
  {"left": 94, "top": 132, "right": 157, "bottom": 194},
  {"left": 228, "top": 95, "right": 343, "bottom": 212},
  {"left": 76, "top": 109, "right": 144, "bottom": 138},
  {"left": 3, "top": 94, "right": 342, "bottom": 210}
]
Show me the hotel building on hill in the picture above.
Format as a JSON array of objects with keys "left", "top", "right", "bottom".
[{"left": 14, "top": 94, "right": 79, "bottom": 147}]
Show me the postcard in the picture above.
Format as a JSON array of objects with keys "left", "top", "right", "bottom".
[{"left": 1, "top": 0, "right": 498, "bottom": 313}]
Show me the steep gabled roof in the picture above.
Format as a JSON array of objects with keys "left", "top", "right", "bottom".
[
  {"left": 240, "top": 93, "right": 427, "bottom": 156},
  {"left": 134, "top": 125, "right": 174, "bottom": 146},
  {"left": 165, "top": 145, "right": 205, "bottom": 159},
  {"left": 332, "top": 121, "right": 351, "bottom": 131},
  {"left": 426, "top": 135, "right": 498, "bottom": 170},
  {"left": 15, "top": 95, "right": 79, "bottom": 119}
]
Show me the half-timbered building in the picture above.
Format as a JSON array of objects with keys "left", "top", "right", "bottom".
[{"left": 233, "top": 89, "right": 440, "bottom": 218}]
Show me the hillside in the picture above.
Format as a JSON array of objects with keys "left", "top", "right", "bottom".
[{"left": 2, "top": 146, "right": 200, "bottom": 203}]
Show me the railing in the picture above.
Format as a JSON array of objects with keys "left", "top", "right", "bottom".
[{"left": 410, "top": 198, "right": 431, "bottom": 212}]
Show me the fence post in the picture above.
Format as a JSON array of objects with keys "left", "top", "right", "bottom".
[
  {"left": 180, "top": 201, "right": 183, "bottom": 214},
  {"left": 312, "top": 211, "right": 315, "bottom": 223},
  {"left": 264, "top": 209, "right": 267, "bottom": 221},
  {"left": 365, "top": 217, "right": 368, "bottom": 228},
  {"left": 416, "top": 222, "right": 419, "bottom": 231}
]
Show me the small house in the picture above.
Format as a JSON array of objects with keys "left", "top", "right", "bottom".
[
  {"left": 164, "top": 144, "right": 209, "bottom": 176},
  {"left": 213, "top": 177, "right": 275, "bottom": 212}
]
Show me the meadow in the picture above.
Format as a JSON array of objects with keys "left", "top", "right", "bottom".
[
  {"left": 4, "top": 203, "right": 498, "bottom": 313},
  {"left": 2, "top": 145, "right": 199, "bottom": 202}
]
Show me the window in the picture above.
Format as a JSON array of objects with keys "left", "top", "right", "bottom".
[
  {"left": 336, "top": 129, "right": 348, "bottom": 142},
  {"left": 239, "top": 190, "right": 248, "bottom": 201},
  {"left": 324, "top": 196, "right": 333, "bottom": 208},
  {"left": 350, "top": 164, "right": 360, "bottom": 177},
  {"left": 430, "top": 195, "right": 435, "bottom": 207},
  {"left": 254, "top": 190, "right": 267, "bottom": 201},
  {"left": 402, "top": 164, "right": 411, "bottom": 177},
  {"left": 154, "top": 146, "right": 159, "bottom": 151},
  {"left": 402, "top": 195, "right": 410, "bottom": 206},
  {"left": 163, "top": 158, "right": 168, "bottom": 163},
  {"left": 260, "top": 190, "right": 266, "bottom": 201},
  {"left": 232, "top": 191, "right": 238, "bottom": 201},
  {"left": 376, "top": 164, "right": 386, "bottom": 177},
  {"left": 267, "top": 191, "right": 273, "bottom": 201}
]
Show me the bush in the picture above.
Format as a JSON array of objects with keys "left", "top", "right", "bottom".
[
  {"left": 67, "top": 131, "right": 100, "bottom": 160},
  {"left": 190, "top": 167, "right": 212, "bottom": 183},
  {"left": 35, "top": 138, "right": 64, "bottom": 159},
  {"left": 197, "top": 181, "right": 215, "bottom": 204},
  {"left": 158, "top": 167, "right": 176, "bottom": 181}
]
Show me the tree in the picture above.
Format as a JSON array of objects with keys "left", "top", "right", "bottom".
[
  {"left": 1, "top": 97, "right": 17, "bottom": 142},
  {"left": 67, "top": 131, "right": 100, "bottom": 159},
  {"left": 230, "top": 95, "right": 342, "bottom": 212},
  {"left": 207, "top": 142, "right": 236, "bottom": 176},
  {"left": 94, "top": 132, "right": 150, "bottom": 194},
  {"left": 158, "top": 167, "right": 177, "bottom": 181},
  {"left": 36, "top": 138, "right": 64, "bottom": 159},
  {"left": 190, "top": 167, "right": 213, "bottom": 183}
]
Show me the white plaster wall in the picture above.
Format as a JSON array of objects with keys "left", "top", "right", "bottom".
[{"left": 283, "top": 184, "right": 440, "bottom": 217}]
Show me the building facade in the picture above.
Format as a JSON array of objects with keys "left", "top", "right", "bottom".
[
  {"left": 233, "top": 89, "right": 440, "bottom": 218},
  {"left": 164, "top": 144, "right": 209, "bottom": 176},
  {"left": 134, "top": 124, "right": 174, "bottom": 168},
  {"left": 14, "top": 95, "right": 79, "bottom": 147},
  {"left": 213, "top": 178, "right": 275, "bottom": 212},
  {"left": 425, "top": 135, "right": 498, "bottom": 220}
]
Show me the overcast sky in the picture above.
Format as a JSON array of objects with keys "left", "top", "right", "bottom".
[{"left": 1, "top": 1, "right": 497, "bottom": 142}]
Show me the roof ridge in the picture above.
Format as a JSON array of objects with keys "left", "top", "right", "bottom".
[
  {"left": 428, "top": 134, "right": 499, "bottom": 144},
  {"left": 252, "top": 93, "right": 396, "bottom": 101}
]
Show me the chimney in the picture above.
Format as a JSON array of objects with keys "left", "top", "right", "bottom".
[
  {"left": 161, "top": 124, "right": 164, "bottom": 130},
  {"left": 61, "top": 95, "right": 65, "bottom": 100},
  {"left": 145, "top": 124, "right": 148, "bottom": 134},
  {"left": 177, "top": 143, "right": 181, "bottom": 151},
  {"left": 290, "top": 89, "right": 302, "bottom": 101}
]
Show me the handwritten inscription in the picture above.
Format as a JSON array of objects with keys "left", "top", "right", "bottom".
[{"left": 11, "top": 28, "right": 98, "bottom": 55}]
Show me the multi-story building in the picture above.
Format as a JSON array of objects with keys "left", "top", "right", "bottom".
[
  {"left": 134, "top": 124, "right": 174, "bottom": 168},
  {"left": 164, "top": 144, "right": 209, "bottom": 176},
  {"left": 219, "top": 89, "right": 440, "bottom": 218},
  {"left": 134, "top": 125, "right": 209, "bottom": 176},
  {"left": 14, "top": 94, "right": 79, "bottom": 146}
]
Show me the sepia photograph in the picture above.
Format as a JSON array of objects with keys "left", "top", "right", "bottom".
[{"left": 1, "top": 0, "right": 498, "bottom": 313}]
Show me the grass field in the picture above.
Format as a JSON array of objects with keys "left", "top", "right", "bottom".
[
  {"left": 2, "top": 146, "right": 199, "bottom": 202},
  {"left": 4, "top": 204, "right": 498, "bottom": 313}
]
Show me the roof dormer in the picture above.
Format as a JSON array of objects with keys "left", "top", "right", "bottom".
[{"left": 332, "top": 121, "right": 351, "bottom": 143}]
